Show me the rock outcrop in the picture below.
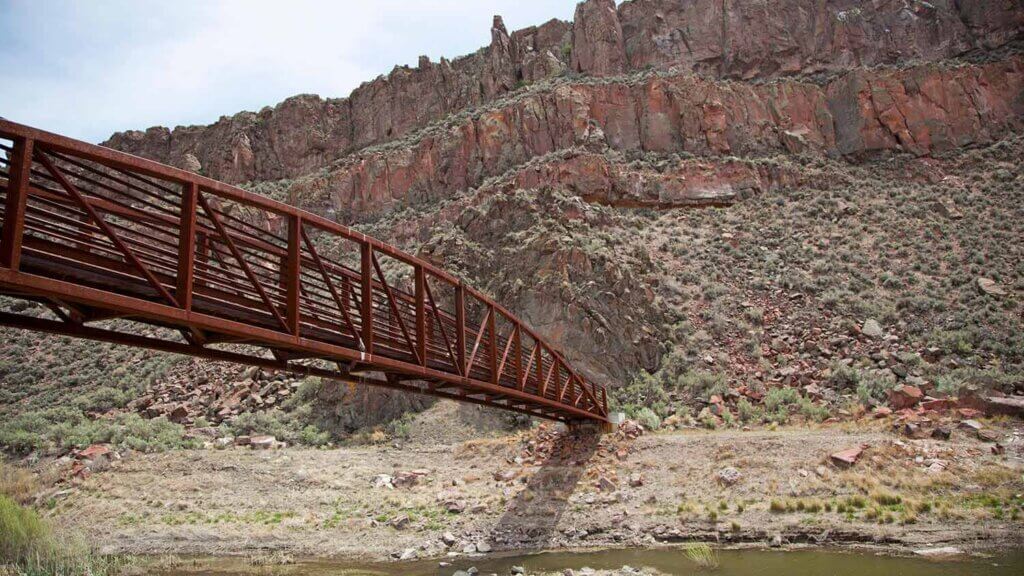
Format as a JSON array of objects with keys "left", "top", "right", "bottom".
[
  {"left": 103, "top": 0, "right": 1023, "bottom": 186},
  {"left": 294, "top": 56, "right": 1024, "bottom": 219}
]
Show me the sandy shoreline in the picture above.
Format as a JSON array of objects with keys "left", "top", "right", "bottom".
[{"left": 35, "top": 421, "right": 1023, "bottom": 562}]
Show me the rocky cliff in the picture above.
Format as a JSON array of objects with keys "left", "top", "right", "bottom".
[
  {"left": 98, "top": 0, "right": 1023, "bottom": 389},
  {"left": 104, "top": 0, "right": 1023, "bottom": 187}
]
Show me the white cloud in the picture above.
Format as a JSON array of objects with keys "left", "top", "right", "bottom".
[{"left": 0, "top": 1, "right": 577, "bottom": 142}]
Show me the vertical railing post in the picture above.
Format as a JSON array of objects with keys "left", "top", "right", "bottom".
[
  {"left": 601, "top": 385, "right": 608, "bottom": 415},
  {"left": 175, "top": 182, "right": 198, "bottom": 311},
  {"left": 514, "top": 325, "right": 523, "bottom": 390},
  {"left": 537, "top": 344, "right": 546, "bottom": 396},
  {"left": 487, "top": 303, "right": 497, "bottom": 384},
  {"left": 455, "top": 283, "right": 466, "bottom": 375},
  {"left": 286, "top": 214, "right": 301, "bottom": 336},
  {"left": 0, "top": 137, "right": 34, "bottom": 270},
  {"left": 360, "top": 242, "right": 374, "bottom": 354},
  {"left": 414, "top": 265, "right": 426, "bottom": 366}
]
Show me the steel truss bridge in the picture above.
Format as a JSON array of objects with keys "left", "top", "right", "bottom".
[{"left": 0, "top": 120, "right": 608, "bottom": 425}]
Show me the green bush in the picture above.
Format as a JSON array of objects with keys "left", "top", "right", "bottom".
[
  {"left": 633, "top": 407, "right": 661, "bottom": 431},
  {"left": 736, "top": 398, "right": 761, "bottom": 423},
  {"left": 856, "top": 373, "right": 892, "bottom": 405}
]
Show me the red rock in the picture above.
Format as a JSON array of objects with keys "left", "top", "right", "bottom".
[
  {"left": 961, "top": 394, "right": 1024, "bottom": 417},
  {"left": 104, "top": 23, "right": 1024, "bottom": 221},
  {"left": 572, "top": 0, "right": 626, "bottom": 76},
  {"left": 830, "top": 444, "right": 868, "bottom": 468},
  {"left": 872, "top": 406, "right": 893, "bottom": 419},
  {"left": 957, "top": 408, "right": 983, "bottom": 419},
  {"left": 77, "top": 444, "right": 111, "bottom": 460},
  {"left": 167, "top": 404, "right": 189, "bottom": 422},
  {"left": 920, "top": 398, "right": 956, "bottom": 412},
  {"left": 889, "top": 385, "right": 924, "bottom": 410}
]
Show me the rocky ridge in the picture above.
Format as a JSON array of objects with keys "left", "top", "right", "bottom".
[{"left": 103, "top": 0, "right": 1023, "bottom": 189}]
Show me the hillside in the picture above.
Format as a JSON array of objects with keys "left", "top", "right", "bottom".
[{"left": 1, "top": 0, "right": 1023, "bottom": 455}]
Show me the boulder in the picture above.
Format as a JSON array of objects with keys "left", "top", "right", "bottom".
[
  {"left": 861, "top": 319, "right": 884, "bottom": 338},
  {"left": 889, "top": 385, "right": 923, "bottom": 410},
  {"left": 717, "top": 467, "right": 742, "bottom": 486},
  {"left": 597, "top": 476, "right": 618, "bottom": 492},
  {"left": 830, "top": 445, "right": 867, "bottom": 468},
  {"left": 976, "top": 277, "right": 1007, "bottom": 296},
  {"left": 250, "top": 435, "right": 276, "bottom": 450}
]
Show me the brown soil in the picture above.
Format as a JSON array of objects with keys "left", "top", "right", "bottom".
[{"left": 41, "top": 404, "right": 1024, "bottom": 561}]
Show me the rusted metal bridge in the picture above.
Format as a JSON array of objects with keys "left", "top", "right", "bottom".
[{"left": 0, "top": 120, "right": 608, "bottom": 424}]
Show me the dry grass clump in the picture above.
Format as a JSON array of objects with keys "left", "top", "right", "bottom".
[
  {"left": 0, "top": 461, "right": 37, "bottom": 505},
  {"left": 683, "top": 542, "right": 720, "bottom": 569}
]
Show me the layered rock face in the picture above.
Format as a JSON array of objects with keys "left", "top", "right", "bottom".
[
  {"left": 294, "top": 56, "right": 1024, "bottom": 218},
  {"left": 104, "top": 0, "right": 1023, "bottom": 186}
]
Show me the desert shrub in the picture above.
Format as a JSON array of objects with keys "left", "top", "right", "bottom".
[
  {"left": 763, "top": 387, "right": 799, "bottom": 413},
  {"left": 633, "top": 407, "right": 661, "bottom": 431},
  {"left": 0, "top": 410, "right": 194, "bottom": 455},
  {"left": 73, "top": 386, "right": 132, "bottom": 413},
  {"left": 673, "top": 370, "right": 729, "bottom": 401},
  {"left": 615, "top": 370, "right": 669, "bottom": 416},
  {"left": 384, "top": 412, "right": 416, "bottom": 440},
  {"left": 828, "top": 362, "right": 861, "bottom": 392},
  {"left": 736, "top": 398, "right": 763, "bottom": 423},
  {"left": 856, "top": 373, "right": 893, "bottom": 405}
]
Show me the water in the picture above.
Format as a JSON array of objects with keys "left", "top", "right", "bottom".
[{"left": 152, "top": 547, "right": 1024, "bottom": 575}]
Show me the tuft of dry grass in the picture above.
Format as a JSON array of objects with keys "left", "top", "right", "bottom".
[
  {"left": 0, "top": 461, "right": 38, "bottom": 505},
  {"left": 684, "top": 542, "right": 720, "bottom": 569}
]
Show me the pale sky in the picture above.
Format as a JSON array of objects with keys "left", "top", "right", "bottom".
[{"left": 0, "top": 1, "right": 579, "bottom": 143}]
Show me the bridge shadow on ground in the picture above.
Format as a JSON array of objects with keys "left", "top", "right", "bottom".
[{"left": 488, "top": 426, "right": 602, "bottom": 550}]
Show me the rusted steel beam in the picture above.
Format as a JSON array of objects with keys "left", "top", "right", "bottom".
[
  {"left": 414, "top": 265, "right": 426, "bottom": 366},
  {"left": 360, "top": 243, "right": 373, "bottom": 354},
  {"left": 0, "top": 267, "right": 603, "bottom": 421},
  {"left": 286, "top": 214, "right": 301, "bottom": 336},
  {"left": 487, "top": 303, "right": 497, "bottom": 385},
  {"left": 455, "top": 283, "right": 466, "bottom": 375},
  {"left": 423, "top": 278, "right": 458, "bottom": 375},
  {"left": 465, "top": 306, "right": 490, "bottom": 376},
  {"left": 1, "top": 137, "right": 33, "bottom": 270},
  {"left": 176, "top": 182, "right": 198, "bottom": 310},
  {"left": 514, "top": 325, "right": 524, "bottom": 391}
]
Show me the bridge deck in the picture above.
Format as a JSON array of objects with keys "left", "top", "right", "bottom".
[{"left": 0, "top": 120, "right": 608, "bottom": 424}]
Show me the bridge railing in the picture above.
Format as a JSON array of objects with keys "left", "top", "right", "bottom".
[{"left": 0, "top": 120, "right": 608, "bottom": 421}]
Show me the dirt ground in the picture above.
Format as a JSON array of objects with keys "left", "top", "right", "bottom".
[{"left": 42, "top": 409, "right": 1024, "bottom": 561}]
